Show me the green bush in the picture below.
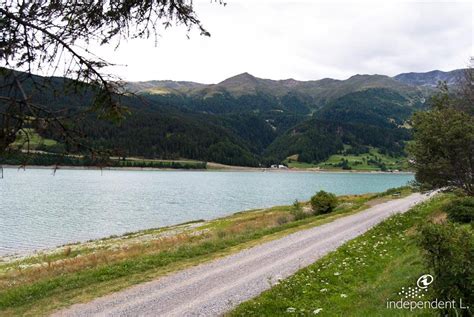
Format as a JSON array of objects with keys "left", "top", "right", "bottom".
[
  {"left": 291, "top": 199, "right": 307, "bottom": 220},
  {"left": 445, "top": 197, "right": 474, "bottom": 223},
  {"left": 418, "top": 222, "right": 474, "bottom": 316},
  {"left": 310, "top": 191, "right": 338, "bottom": 215}
]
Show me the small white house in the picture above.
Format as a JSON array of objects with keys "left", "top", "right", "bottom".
[{"left": 270, "top": 164, "right": 288, "bottom": 169}]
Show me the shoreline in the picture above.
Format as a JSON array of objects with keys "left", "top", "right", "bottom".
[
  {"left": 0, "top": 186, "right": 414, "bottom": 261},
  {"left": 0, "top": 219, "right": 208, "bottom": 262},
  {"left": 0, "top": 188, "right": 417, "bottom": 316},
  {"left": 0, "top": 164, "right": 414, "bottom": 174}
]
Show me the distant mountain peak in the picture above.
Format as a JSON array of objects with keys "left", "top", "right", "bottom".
[
  {"left": 218, "top": 72, "right": 257, "bottom": 85},
  {"left": 279, "top": 78, "right": 299, "bottom": 87},
  {"left": 393, "top": 69, "right": 464, "bottom": 87},
  {"left": 348, "top": 74, "right": 388, "bottom": 80}
]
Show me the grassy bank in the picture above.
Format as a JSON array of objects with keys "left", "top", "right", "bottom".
[
  {"left": 0, "top": 188, "right": 412, "bottom": 316},
  {"left": 230, "top": 194, "right": 452, "bottom": 316}
]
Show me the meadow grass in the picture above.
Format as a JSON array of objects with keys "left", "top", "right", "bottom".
[
  {"left": 11, "top": 128, "right": 57, "bottom": 150},
  {"left": 0, "top": 187, "right": 412, "bottom": 316},
  {"left": 286, "top": 147, "right": 409, "bottom": 171},
  {"left": 229, "top": 194, "right": 451, "bottom": 317}
]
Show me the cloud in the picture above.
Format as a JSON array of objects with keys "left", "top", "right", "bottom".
[{"left": 92, "top": 0, "right": 472, "bottom": 83}]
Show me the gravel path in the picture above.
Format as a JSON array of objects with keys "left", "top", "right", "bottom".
[{"left": 53, "top": 192, "right": 434, "bottom": 317}]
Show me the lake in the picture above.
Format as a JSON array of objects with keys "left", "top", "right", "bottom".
[{"left": 0, "top": 168, "right": 413, "bottom": 256}]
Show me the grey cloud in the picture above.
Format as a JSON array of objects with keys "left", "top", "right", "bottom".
[{"left": 95, "top": 0, "right": 472, "bottom": 82}]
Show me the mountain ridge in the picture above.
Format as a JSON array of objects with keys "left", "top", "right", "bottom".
[
  {"left": 126, "top": 69, "right": 464, "bottom": 110},
  {"left": 393, "top": 69, "right": 464, "bottom": 87},
  {"left": 126, "top": 68, "right": 463, "bottom": 96},
  {"left": 2, "top": 67, "right": 465, "bottom": 168}
]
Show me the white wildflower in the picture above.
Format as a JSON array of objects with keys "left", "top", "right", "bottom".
[
  {"left": 286, "top": 307, "right": 296, "bottom": 313},
  {"left": 313, "top": 308, "right": 323, "bottom": 314},
  {"left": 320, "top": 288, "right": 328, "bottom": 292},
  {"left": 340, "top": 293, "right": 348, "bottom": 298}
]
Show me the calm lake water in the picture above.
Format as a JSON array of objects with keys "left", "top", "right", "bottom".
[{"left": 0, "top": 168, "right": 413, "bottom": 256}]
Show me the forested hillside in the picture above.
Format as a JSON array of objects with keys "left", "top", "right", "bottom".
[
  {"left": 2, "top": 68, "right": 462, "bottom": 167},
  {"left": 271, "top": 88, "right": 420, "bottom": 164}
]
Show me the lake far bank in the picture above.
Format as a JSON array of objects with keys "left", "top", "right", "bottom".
[{"left": 0, "top": 164, "right": 414, "bottom": 174}]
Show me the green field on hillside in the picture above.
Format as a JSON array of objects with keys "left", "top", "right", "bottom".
[
  {"left": 11, "top": 128, "right": 58, "bottom": 150},
  {"left": 115, "top": 157, "right": 207, "bottom": 169},
  {"left": 285, "top": 147, "right": 409, "bottom": 171}
]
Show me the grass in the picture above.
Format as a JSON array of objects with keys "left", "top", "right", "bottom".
[
  {"left": 0, "top": 187, "right": 412, "bottom": 316},
  {"left": 110, "top": 157, "right": 204, "bottom": 164},
  {"left": 285, "top": 147, "right": 409, "bottom": 171},
  {"left": 229, "top": 194, "right": 452, "bottom": 317},
  {"left": 115, "top": 158, "right": 207, "bottom": 169},
  {"left": 11, "top": 128, "right": 58, "bottom": 150}
]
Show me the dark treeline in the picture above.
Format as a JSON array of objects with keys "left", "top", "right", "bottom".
[
  {"left": 74, "top": 108, "right": 265, "bottom": 167},
  {"left": 0, "top": 152, "right": 207, "bottom": 169},
  {"left": 143, "top": 90, "right": 313, "bottom": 115}
]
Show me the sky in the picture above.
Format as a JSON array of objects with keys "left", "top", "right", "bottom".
[{"left": 91, "top": 0, "right": 473, "bottom": 83}]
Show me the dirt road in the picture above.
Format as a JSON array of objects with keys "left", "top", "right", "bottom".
[{"left": 54, "top": 192, "right": 434, "bottom": 317}]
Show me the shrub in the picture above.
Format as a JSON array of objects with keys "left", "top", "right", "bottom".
[
  {"left": 292, "top": 199, "right": 301, "bottom": 210},
  {"left": 418, "top": 222, "right": 474, "bottom": 316},
  {"left": 276, "top": 216, "right": 289, "bottom": 225},
  {"left": 291, "top": 199, "right": 307, "bottom": 221},
  {"left": 445, "top": 197, "right": 474, "bottom": 223},
  {"left": 310, "top": 191, "right": 338, "bottom": 215}
]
